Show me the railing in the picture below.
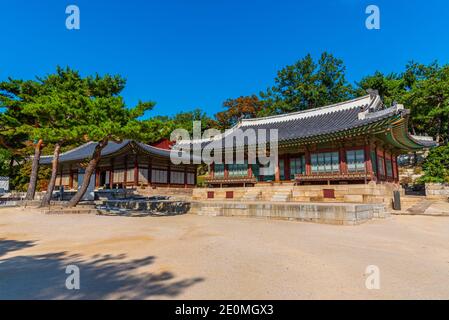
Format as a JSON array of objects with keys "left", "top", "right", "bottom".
[
  {"left": 296, "top": 172, "right": 371, "bottom": 182},
  {"left": 205, "top": 176, "right": 257, "bottom": 184}
]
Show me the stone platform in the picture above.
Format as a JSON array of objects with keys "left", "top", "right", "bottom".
[{"left": 189, "top": 200, "right": 388, "bottom": 225}]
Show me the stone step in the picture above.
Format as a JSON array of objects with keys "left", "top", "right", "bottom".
[{"left": 42, "top": 208, "right": 99, "bottom": 215}]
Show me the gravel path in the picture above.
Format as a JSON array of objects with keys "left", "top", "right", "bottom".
[{"left": 1, "top": 207, "right": 449, "bottom": 299}]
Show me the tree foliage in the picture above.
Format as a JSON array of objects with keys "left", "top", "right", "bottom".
[
  {"left": 215, "top": 95, "right": 263, "bottom": 130},
  {"left": 418, "top": 144, "right": 449, "bottom": 183},
  {"left": 259, "top": 52, "right": 354, "bottom": 115}
]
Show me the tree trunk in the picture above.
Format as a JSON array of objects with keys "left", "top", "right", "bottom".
[
  {"left": 66, "top": 139, "right": 108, "bottom": 207},
  {"left": 40, "top": 143, "right": 61, "bottom": 207},
  {"left": 25, "top": 139, "right": 44, "bottom": 200},
  {"left": 8, "top": 155, "right": 14, "bottom": 178}
]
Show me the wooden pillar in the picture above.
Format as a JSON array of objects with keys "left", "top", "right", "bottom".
[
  {"left": 124, "top": 155, "right": 128, "bottom": 187},
  {"left": 383, "top": 149, "right": 387, "bottom": 182},
  {"left": 391, "top": 157, "right": 396, "bottom": 182},
  {"left": 109, "top": 158, "right": 114, "bottom": 189},
  {"left": 339, "top": 146, "right": 348, "bottom": 174},
  {"left": 375, "top": 145, "right": 380, "bottom": 182},
  {"left": 284, "top": 154, "right": 290, "bottom": 180},
  {"left": 210, "top": 163, "right": 215, "bottom": 179},
  {"left": 69, "top": 165, "right": 73, "bottom": 189},
  {"left": 364, "top": 144, "right": 373, "bottom": 179},
  {"left": 167, "top": 164, "right": 171, "bottom": 187},
  {"left": 194, "top": 166, "right": 197, "bottom": 186},
  {"left": 148, "top": 157, "right": 152, "bottom": 186},
  {"left": 247, "top": 163, "right": 252, "bottom": 178},
  {"left": 274, "top": 155, "right": 281, "bottom": 182},
  {"left": 224, "top": 164, "right": 229, "bottom": 179},
  {"left": 59, "top": 166, "right": 63, "bottom": 187},
  {"left": 95, "top": 168, "right": 100, "bottom": 188},
  {"left": 394, "top": 155, "right": 399, "bottom": 183},
  {"left": 305, "top": 149, "right": 311, "bottom": 175},
  {"left": 134, "top": 154, "right": 139, "bottom": 187}
]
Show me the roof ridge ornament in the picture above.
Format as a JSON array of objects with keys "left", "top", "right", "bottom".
[{"left": 358, "top": 91, "right": 382, "bottom": 120}]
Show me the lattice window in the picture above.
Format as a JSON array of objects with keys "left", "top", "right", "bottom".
[
  {"left": 170, "top": 171, "right": 185, "bottom": 184},
  {"left": 151, "top": 169, "right": 167, "bottom": 183},
  {"left": 311, "top": 152, "right": 339, "bottom": 173},
  {"left": 346, "top": 149, "right": 365, "bottom": 172}
]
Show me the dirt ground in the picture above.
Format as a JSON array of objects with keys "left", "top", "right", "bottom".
[{"left": 1, "top": 207, "right": 449, "bottom": 300}]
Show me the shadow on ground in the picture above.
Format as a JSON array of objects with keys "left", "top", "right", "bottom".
[
  {"left": 0, "top": 238, "right": 204, "bottom": 299},
  {"left": 0, "top": 238, "right": 36, "bottom": 257}
]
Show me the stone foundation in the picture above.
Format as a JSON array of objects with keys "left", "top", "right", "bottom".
[
  {"left": 189, "top": 201, "right": 388, "bottom": 225},
  {"left": 425, "top": 183, "right": 449, "bottom": 200},
  {"left": 193, "top": 183, "right": 400, "bottom": 209}
]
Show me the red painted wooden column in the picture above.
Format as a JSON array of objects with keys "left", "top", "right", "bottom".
[
  {"left": 124, "top": 155, "right": 128, "bottom": 187},
  {"left": 305, "top": 149, "right": 312, "bottom": 175},
  {"left": 339, "top": 147, "right": 348, "bottom": 174},
  {"left": 109, "top": 158, "right": 114, "bottom": 189},
  {"left": 284, "top": 154, "right": 290, "bottom": 180},
  {"left": 274, "top": 155, "right": 281, "bottom": 182},
  {"left": 374, "top": 146, "right": 380, "bottom": 182},
  {"left": 95, "top": 168, "right": 100, "bottom": 188},
  {"left": 364, "top": 145, "right": 373, "bottom": 178},
  {"left": 224, "top": 164, "right": 229, "bottom": 179},
  {"left": 247, "top": 163, "right": 252, "bottom": 178},
  {"left": 383, "top": 150, "right": 387, "bottom": 182},
  {"left": 134, "top": 154, "right": 139, "bottom": 187},
  {"left": 210, "top": 163, "right": 215, "bottom": 179}
]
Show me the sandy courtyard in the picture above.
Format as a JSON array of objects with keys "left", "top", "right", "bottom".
[{"left": 1, "top": 207, "right": 449, "bottom": 299}]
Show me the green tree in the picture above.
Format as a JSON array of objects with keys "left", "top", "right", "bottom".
[
  {"left": 171, "top": 108, "right": 214, "bottom": 134},
  {"left": 404, "top": 63, "right": 449, "bottom": 144},
  {"left": 0, "top": 148, "right": 11, "bottom": 176},
  {"left": 356, "top": 71, "right": 406, "bottom": 107},
  {"left": 0, "top": 78, "right": 44, "bottom": 200},
  {"left": 18, "top": 67, "right": 97, "bottom": 206},
  {"left": 260, "top": 52, "right": 354, "bottom": 115},
  {"left": 418, "top": 144, "right": 449, "bottom": 183},
  {"left": 66, "top": 74, "right": 155, "bottom": 207}
]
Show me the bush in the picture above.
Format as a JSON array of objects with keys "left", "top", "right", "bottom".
[
  {"left": 417, "top": 144, "right": 449, "bottom": 184},
  {"left": 196, "top": 175, "right": 208, "bottom": 187}
]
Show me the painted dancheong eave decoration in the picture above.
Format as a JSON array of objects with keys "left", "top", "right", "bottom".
[
  {"left": 40, "top": 140, "right": 198, "bottom": 190},
  {"left": 194, "top": 93, "right": 436, "bottom": 186}
]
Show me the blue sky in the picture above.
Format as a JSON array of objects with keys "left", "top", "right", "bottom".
[{"left": 0, "top": 0, "right": 448, "bottom": 117}]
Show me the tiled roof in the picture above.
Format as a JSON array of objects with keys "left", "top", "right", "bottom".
[
  {"left": 40, "top": 140, "right": 174, "bottom": 165},
  {"left": 178, "top": 95, "right": 390, "bottom": 147},
  {"left": 175, "top": 94, "right": 436, "bottom": 150}
]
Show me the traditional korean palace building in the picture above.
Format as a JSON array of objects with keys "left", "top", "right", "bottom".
[
  {"left": 200, "top": 94, "right": 435, "bottom": 187},
  {"left": 40, "top": 93, "right": 435, "bottom": 193},
  {"left": 40, "top": 140, "right": 198, "bottom": 190}
]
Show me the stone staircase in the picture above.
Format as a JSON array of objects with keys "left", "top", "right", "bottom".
[
  {"left": 400, "top": 196, "right": 426, "bottom": 212},
  {"left": 270, "top": 188, "right": 293, "bottom": 202},
  {"left": 242, "top": 189, "right": 261, "bottom": 201},
  {"left": 196, "top": 205, "right": 222, "bottom": 216}
]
